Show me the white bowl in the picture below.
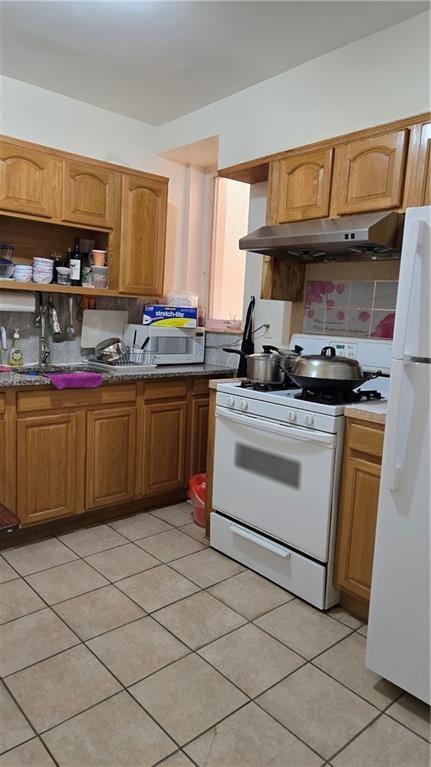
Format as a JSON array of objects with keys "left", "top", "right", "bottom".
[
  {"left": 33, "top": 272, "right": 53, "bottom": 284},
  {"left": 14, "top": 273, "right": 33, "bottom": 282},
  {"left": 33, "top": 266, "right": 53, "bottom": 273},
  {"left": 33, "top": 257, "right": 52, "bottom": 264},
  {"left": 56, "top": 266, "right": 71, "bottom": 275}
]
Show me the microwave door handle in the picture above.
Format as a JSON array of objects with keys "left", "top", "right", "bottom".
[{"left": 216, "top": 407, "right": 335, "bottom": 447}]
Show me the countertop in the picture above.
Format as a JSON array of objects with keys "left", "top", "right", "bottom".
[
  {"left": 0, "top": 364, "right": 236, "bottom": 389},
  {"left": 344, "top": 401, "right": 387, "bottom": 425}
]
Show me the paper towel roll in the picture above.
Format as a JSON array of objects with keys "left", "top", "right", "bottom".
[{"left": 0, "top": 292, "right": 36, "bottom": 313}]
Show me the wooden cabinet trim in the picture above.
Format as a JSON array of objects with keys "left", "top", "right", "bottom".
[
  {"left": 16, "top": 384, "right": 137, "bottom": 413},
  {"left": 143, "top": 379, "right": 188, "bottom": 402},
  {"left": 0, "top": 134, "right": 169, "bottom": 182},
  {"left": 218, "top": 112, "right": 430, "bottom": 184}
]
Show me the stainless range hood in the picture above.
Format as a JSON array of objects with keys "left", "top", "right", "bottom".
[{"left": 239, "top": 211, "right": 403, "bottom": 262}]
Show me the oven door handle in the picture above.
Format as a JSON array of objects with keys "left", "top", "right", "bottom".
[
  {"left": 229, "top": 523, "right": 292, "bottom": 559},
  {"left": 216, "top": 407, "right": 335, "bottom": 447}
]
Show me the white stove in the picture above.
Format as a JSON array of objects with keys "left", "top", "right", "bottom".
[{"left": 210, "top": 335, "right": 392, "bottom": 610}]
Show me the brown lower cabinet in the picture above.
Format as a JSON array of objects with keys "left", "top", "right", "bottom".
[
  {"left": 3, "top": 376, "right": 212, "bottom": 527},
  {"left": 17, "top": 410, "right": 86, "bottom": 525},
  {"left": 334, "top": 417, "right": 385, "bottom": 613},
  {"left": 86, "top": 406, "right": 137, "bottom": 510}
]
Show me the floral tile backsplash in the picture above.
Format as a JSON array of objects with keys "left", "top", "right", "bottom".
[{"left": 303, "top": 280, "right": 398, "bottom": 339}]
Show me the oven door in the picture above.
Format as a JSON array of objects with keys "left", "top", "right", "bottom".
[{"left": 213, "top": 406, "right": 337, "bottom": 562}]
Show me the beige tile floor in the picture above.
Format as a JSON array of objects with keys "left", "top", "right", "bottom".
[{"left": 0, "top": 502, "right": 429, "bottom": 767}]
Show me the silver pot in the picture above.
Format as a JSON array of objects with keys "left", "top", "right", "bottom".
[
  {"left": 223, "top": 345, "right": 283, "bottom": 384},
  {"left": 246, "top": 346, "right": 284, "bottom": 384},
  {"left": 291, "top": 346, "right": 363, "bottom": 380},
  {"left": 266, "top": 344, "right": 304, "bottom": 374}
]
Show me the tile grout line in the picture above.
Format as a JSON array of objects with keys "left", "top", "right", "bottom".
[
  {"left": 3, "top": 514, "right": 428, "bottom": 762},
  {"left": 2, "top": 565, "right": 187, "bottom": 758}
]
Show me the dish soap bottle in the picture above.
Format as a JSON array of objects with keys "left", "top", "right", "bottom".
[{"left": 8, "top": 329, "right": 24, "bottom": 367}]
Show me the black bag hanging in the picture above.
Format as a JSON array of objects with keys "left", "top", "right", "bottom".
[{"left": 237, "top": 296, "right": 255, "bottom": 377}]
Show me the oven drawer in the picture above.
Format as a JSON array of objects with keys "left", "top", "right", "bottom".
[{"left": 210, "top": 512, "right": 329, "bottom": 609}]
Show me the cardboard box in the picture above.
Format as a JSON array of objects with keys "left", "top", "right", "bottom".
[{"left": 143, "top": 305, "right": 198, "bottom": 328}]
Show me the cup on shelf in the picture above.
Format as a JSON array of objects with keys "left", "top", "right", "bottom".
[
  {"left": 90, "top": 250, "right": 107, "bottom": 267},
  {"left": 91, "top": 265, "right": 108, "bottom": 289}
]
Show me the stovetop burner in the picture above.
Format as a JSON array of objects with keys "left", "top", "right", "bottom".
[
  {"left": 295, "top": 389, "right": 383, "bottom": 405},
  {"left": 240, "top": 380, "right": 289, "bottom": 392}
]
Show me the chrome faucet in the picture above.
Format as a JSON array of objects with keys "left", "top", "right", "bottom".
[
  {"left": 39, "top": 297, "right": 50, "bottom": 367},
  {"left": 0, "top": 326, "right": 7, "bottom": 365}
]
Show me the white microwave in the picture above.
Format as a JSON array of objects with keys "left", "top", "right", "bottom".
[{"left": 124, "top": 324, "right": 205, "bottom": 365}]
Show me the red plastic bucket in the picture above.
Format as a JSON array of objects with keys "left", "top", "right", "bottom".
[{"left": 188, "top": 473, "right": 206, "bottom": 528}]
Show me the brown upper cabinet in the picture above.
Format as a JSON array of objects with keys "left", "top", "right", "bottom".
[
  {"left": 330, "top": 130, "right": 408, "bottom": 215},
  {"left": 62, "top": 160, "right": 116, "bottom": 228},
  {"left": 0, "top": 142, "right": 61, "bottom": 220},
  {"left": 268, "top": 148, "right": 333, "bottom": 224},
  {"left": 119, "top": 172, "right": 168, "bottom": 296},
  {"left": 404, "top": 121, "right": 431, "bottom": 208}
]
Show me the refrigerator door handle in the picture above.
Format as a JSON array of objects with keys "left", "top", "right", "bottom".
[
  {"left": 393, "top": 214, "right": 430, "bottom": 361},
  {"left": 383, "top": 361, "right": 410, "bottom": 491}
]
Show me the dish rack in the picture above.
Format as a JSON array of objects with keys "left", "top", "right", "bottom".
[
  {"left": 113, "top": 348, "right": 156, "bottom": 367},
  {"left": 89, "top": 347, "right": 157, "bottom": 372}
]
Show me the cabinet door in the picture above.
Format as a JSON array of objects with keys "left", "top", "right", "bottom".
[
  {"left": 331, "top": 130, "right": 407, "bottom": 215},
  {"left": 143, "top": 400, "right": 187, "bottom": 495},
  {"left": 17, "top": 412, "right": 85, "bottom": 525},
  {"left": 405, "top": 122, "right": 431, "bottom": 207},
  {"left": 0, "top": 400, "right": 5, "bottom": 507},
  {"left": 335, "top": 421, "right": 384, "bottom": 603},
  {"left": 119, "top": 173, "right": 168, "bottom": 296},
  {"left": 62, "top": 160, "right": 115, "bottom": 228},
  {"left": 335, "top": 457, "right": 381, "bottom": 601},
  {"left": 86, "top": 406, "right": 136, "bottom": 509},
  {"left": 190, "top": 395, "right": 210, "bottom": 475},
  {"left": 0, "top": 142, "right": 60, "bottom": 219},
  {"left": 268, "top": 148, "right": 333, "bottom": 223}
]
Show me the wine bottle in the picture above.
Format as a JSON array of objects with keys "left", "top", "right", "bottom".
[{"left": 69, "top": 240, "right": 82, "bottom": 286}]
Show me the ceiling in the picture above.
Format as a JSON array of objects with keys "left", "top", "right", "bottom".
[{"left": 0, "top": 1, "right": 428, "bottom": 125}]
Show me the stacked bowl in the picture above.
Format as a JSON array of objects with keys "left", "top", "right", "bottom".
[
  {"left": 13, "top": 264, "right": 33, "bottom": 282},
  {"left": 32, "top": 257, "right": 54, "bottom": 284}
]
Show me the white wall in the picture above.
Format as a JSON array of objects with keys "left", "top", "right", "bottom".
[
  {"left": 0, "top": 75, "right": 210, "bottom": 297},
  {"left": 157, "top": 12, "right": 430, "bottom": 168},
  {"left": 243, "top": 182, "right": 292, "bottom": 350}
]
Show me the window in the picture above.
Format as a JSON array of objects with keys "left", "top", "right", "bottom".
[{"left": 208, "top": 176, "right": 250, "bottom": 330}]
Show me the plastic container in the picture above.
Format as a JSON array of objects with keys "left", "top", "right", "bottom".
[
  {"left": 188, "top": 473, "right": 206, "bottom": 527},
  {"left": 91, "top": 266, "right": 108, "bottom": 289},
  {"left": 56, "top": 267, "right": 71, "bottom": 285},
  {"left": 0, "top": 244, "right": 15, "bottom": 260}
]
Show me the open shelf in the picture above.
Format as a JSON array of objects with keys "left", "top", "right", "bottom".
[{"left": 0, "top": 280, "right": 129, "bottom": 298}]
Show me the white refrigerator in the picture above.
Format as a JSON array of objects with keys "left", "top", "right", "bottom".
[{"left": 366, "top": 205, "right": 430, "bottom": 704}]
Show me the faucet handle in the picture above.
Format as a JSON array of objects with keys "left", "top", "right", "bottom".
[{"left": 0, "top": 326, "right": 7, "bottom": 352}]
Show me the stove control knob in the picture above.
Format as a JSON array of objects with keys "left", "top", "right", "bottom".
[
  {"left": 239, "top": 399, "right": 248, "bottom": 411},
  {"left": 304, "top": 414, "right": 314, "bottom": 427},
  {"left": 226, "top": 396, "right": 235, "bottom": 408},
  {"left": 287, "top": 410, "right": 297, "bottom": 422}
]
